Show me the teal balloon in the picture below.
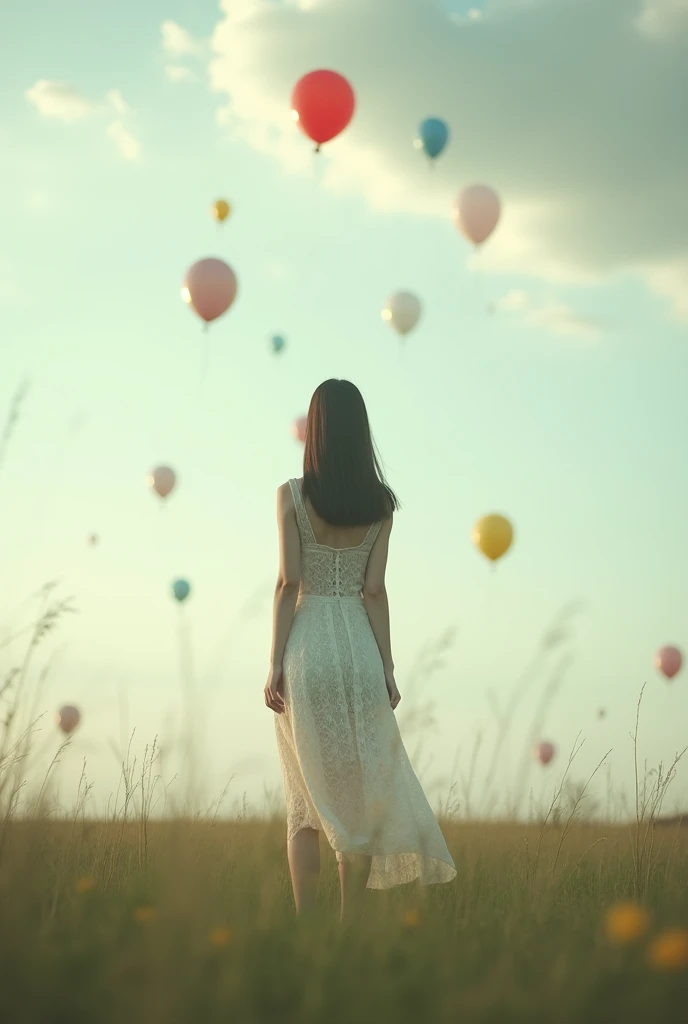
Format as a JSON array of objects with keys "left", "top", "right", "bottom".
[
  {"left": 416, "top": 118, "right": 449, "bottom": 160},
  {"left": 271, "top": 334, "right": 286, "bottom": 354},
  {"left": 172, "top": 578, "right": 191, "bottom": 603}
]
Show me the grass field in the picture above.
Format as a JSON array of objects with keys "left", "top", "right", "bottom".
[
  {"left": 1, "top": 591, "right": 687, "bottom": 1021},
  {"left": 1, "top": 526, "right": 686, "bottom": 1019},
  {"left": 1, "top": 816, "right": 687, "bottom": 1022}
]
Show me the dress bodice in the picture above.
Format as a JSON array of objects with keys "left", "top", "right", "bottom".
[{"left": 288, "top": 479, "right": 382, "bottom": 598}]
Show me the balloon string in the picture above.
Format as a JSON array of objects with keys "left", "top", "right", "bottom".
[
  {"left": 473, "top": 246, "right": 485, "bottom": 311},
  {"left": 177, "top": 606, "right": 199, "bottom": 807},
  {"left": 199, "top": 328, "right": 210, "bottom": 399}
]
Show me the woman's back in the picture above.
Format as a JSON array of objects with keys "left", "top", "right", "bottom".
[
  {"left": 289, "top": 479, "right": 382, "bottom": 599},
  {"left": 301, "top": 482, "right": 376, "bottom": 549}
]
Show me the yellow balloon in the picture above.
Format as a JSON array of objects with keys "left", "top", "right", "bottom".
[
  {"left": 212, "top": 199, "right": 231, "bottom": 223},
  {"left": 472, "top": 514, "right": 514, "bottom": 562}
]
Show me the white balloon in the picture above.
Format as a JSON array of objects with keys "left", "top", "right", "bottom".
[
  {"left": 452, "top": 184, "right": 501, "bottom": 246},
  {"left": 382, "top": 291, "right": 422, "bottom": 336}
]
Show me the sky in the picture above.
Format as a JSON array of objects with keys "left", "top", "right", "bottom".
[{"left": 1, "top": 0, "right": 687, "bottom": 820}]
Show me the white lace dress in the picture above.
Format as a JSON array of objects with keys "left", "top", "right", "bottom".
[{"left": 275, "top": 479, "right": 456, "bottom": 889}]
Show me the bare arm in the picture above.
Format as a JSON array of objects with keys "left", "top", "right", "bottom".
[
  {"left": 270, "top": 483, "right": 301, "bottom": 668},
  {"left": 363, "top": 516, "right": 396, "bottom": 680}
]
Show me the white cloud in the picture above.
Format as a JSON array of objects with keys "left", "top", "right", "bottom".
[
  {"left": 642, "top": 260, "right": 688, "bottom": 320},
  {"left": 165, "top": 65, "right": 197, "bottom": 83},
  {"left": 161, "top": 20, "right": 204, "bottom": 56},
  {"left": 25, "top": 80, "right": 94, "bottom": 123},
  {"left": 207, "top": 0, "right": 688, "bottom": 320},
  {"left": 106, "top": 89, "right": 130, "bottom": 117},
  {"left": 160, "top": 20, "right": 205, "bottom": 82},
  {"left": 495, "top": 289, "right": 603, "bottom": 341},
  {"left": 635, "top": 0, "right": 688, "bottom": 36},
  {"left": 450, "top": 5, "right": 484, "bottom": 23},
  {"left": 496, "top": 289, "right": 529, "bottom": 313},
  {"left": 106, "top": 120, "right": 141, "bottom": 162},
  {"left": 25, "top": 80, "right": 141, "bottom": 162}
]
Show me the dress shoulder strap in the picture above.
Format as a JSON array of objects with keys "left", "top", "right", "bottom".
[
  {"left": 364, "top": 521, "right": 383, "bottom": 551},
  {"left": 288, "top": 479, "right": 316, "bottom": 544}
]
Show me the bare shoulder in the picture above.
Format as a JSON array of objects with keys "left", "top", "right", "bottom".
[
  {"left": 277, "top": 481, "right": 296, "bottom": 515},
  {"left": 376, "top": 512, "right": 393, "bottom": 538}
]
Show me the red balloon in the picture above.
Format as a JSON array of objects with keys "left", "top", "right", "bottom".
[
  {"left": 291, "top": 415, "right": 307, "bottom": 444},
  {"left": 291, "top": 70, "right": 355, "bottom": 150},
  {"left": 655, "top": 645, "right": 682, "bottom": 680},
  {"left": 56, "top": 705, "right": 81, "bottom": 735},
  {"left": 533, "top": 741, "right": 555, "bottom": 766}
]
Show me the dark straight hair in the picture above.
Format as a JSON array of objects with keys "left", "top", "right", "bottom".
[{"left": 302, "top": 379, "right": 400, "bottom": 527}]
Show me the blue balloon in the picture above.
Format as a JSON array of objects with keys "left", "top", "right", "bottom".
[
  {"left": 416, "top": 118, "right": 449, "bottom": 161},
  {"left": 172, "top": 578, "right": 191, "bottom": 603},
  {"left": 271, "top": 335, "right": 286, "bottom": 354}
]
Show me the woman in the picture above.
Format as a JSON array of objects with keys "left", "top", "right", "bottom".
[{"left": 264, "top": 379, "right": 456, "bottom": 919}]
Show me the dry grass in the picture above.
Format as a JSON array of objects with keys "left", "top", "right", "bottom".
[
  {"left": 1, "top": 595, "right": 687, "bottom": 1020},
  {"left": 1, "top": 817, "right": 687, "bottom": 1022}
]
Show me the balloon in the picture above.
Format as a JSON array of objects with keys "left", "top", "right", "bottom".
[
  {"left": 212, "top": 199, "right": 231, "bottom": 223},
  {"left": 533, "top": 741, "right": 555, "bottom": 765},
  {"left": 292, "top": 416, "right": 307, "bottom": 444},
  {"left": 181, "top": 258, "right": 238, "bottom": 325},
  {"left": 56, "top": 705, "right": 81, "bottom": 735},
  {"left": 148, "top": 465, "right": 176, "bottom": 500},
  {"left": 172, "top": 578, "right": 191, "bottom": 603},
  {"left": 655, "top": 645, "right": 683, "bottom": 680},
  {"left": 382, "top": 291, "right": 422, "bottom": 336},
  {"left": 291, "top": 70, "right": 355, "bottom": 150},
  {"left": 472, "top": 514, "right": 514, "bottom": 562},
  {"left": 452, "top": 184, "right": 501, "bottom": 246},
  {"left": 271, "top": 335, "right": 286, "bottom": 355},
  {"left": 415, "top": 117, "right": 449, "bottom": 161}
]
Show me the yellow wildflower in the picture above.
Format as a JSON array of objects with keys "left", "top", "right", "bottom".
[
  {"left": 604, "top": 901, "right": 650, "bottom": 945},
  {"left": 75, "top": 876, "right": 96, "bottom": 894},
  {"left": 647, "top": 928, "right": 688, "bottom": 971},
  {"left": 209, "top": 926, "right": 232, "bottom": 948},
  {"left": 133, "top": 905, "right": 158, "bottom": 924},
  {"left": 402, "top": 909, "right": 420, "bottom": 928}
]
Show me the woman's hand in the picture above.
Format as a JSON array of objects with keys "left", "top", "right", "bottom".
[
  {"left": 264, "top": 664, "right": 286, "bottom": 714},
  {"left": 384, "top": 668, "right": 401, "bottom": 711}
]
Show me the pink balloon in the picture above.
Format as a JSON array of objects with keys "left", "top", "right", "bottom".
[
  {"left": 655, "top": 645, "right": 683, "bottom": 680},
  {"left": 182, "top": 258, "right": 238, "bottom": 325},
  {"left": 533, "top": 741, "right": 555, "bottom": 765},
  {"left": 56, "top": 704, "right": 81, "bottom": 735},
  {"left": 291, "top": 416, "right": 307, "bottom": 444},
  {"left": 452, "top": 184, "right": 501, "bottom": 246},
  {"left": 148, "top": 465, "right": 176, "bottom": 500}
]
